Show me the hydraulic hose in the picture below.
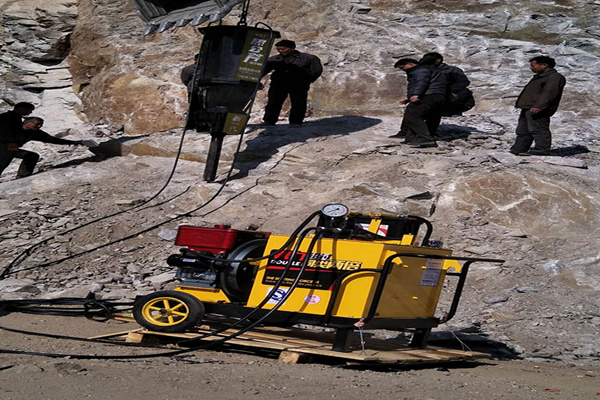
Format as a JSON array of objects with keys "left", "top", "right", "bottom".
[
  {"left": 2, "top": 22, "right": 281, "bottom": 280},
  {"left": 0, "top": 220, "right": 326, "bottom": 360}
]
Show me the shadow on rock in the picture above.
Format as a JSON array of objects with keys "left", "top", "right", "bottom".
[
  {"left": 228, "top": 115, "right": 382, "bottom": 180},
  {"left": 549, "top": 145, "right": 590, "bottom": 157},
  {"left": 436, "top": 124, "right": 484, "bottom": 142},
  {"left": 427, "top": 331, "right": 521, "bottom": 360},
  {"left": 43, "top": 135, "right": 152, "bottom": 172}
]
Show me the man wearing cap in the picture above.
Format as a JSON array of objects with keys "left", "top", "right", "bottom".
[{"left": 261, "top": 40, "right": 323, "bottom": 127}]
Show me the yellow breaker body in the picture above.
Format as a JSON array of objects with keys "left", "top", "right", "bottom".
[{"left": 246, "top": 234, "right": 459, "bottom": 320}]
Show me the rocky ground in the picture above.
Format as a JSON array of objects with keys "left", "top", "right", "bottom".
[
  {"left": 2, "top": 1, "right": 600, "bottom": 398},
  {"left": 0, "top": 313, "right": 598, "bottom": 400},
  {"left": 0, "top": 113, "right": 599, "bottom": 399}
]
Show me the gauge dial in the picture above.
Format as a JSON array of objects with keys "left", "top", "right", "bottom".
[{"left": 321, "top": 203, "right": 349, "bottom": 218}]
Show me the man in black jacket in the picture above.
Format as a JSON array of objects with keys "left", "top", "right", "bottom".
[
  {"left": 0, "top": 116, "right": 84, "bottom": 178},
  {"left": 392, "top": 59, "right": 446, "bottom": 148},
  {"left": 419, "top": 52, "right": 475, "bottom": 136},
  {"left": 261, "top": 40, "right": 323, "bottom": 127},
  {"left": 420, "top": 52, "right": 474, "bottom": 116},
  {"left": 0, "top": 102, "right": 35, "bottom": 138}
]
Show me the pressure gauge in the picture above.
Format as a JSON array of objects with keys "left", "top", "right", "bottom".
[{"left": 321, "top": 203, "right": 349, "bottom": 218}]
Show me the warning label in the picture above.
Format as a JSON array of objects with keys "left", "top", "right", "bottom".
[{"left": 263, "top": 250, "right": 363, "bottom": 290}]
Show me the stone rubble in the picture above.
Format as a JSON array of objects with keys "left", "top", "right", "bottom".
[
  {"left": 0, "top": 0, "right": 599, "bottom": 368},
  {"left": 0, "top": 115, "right": 598, "bottom": 366}
]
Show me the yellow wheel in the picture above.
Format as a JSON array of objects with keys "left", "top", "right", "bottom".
[{"left": 133, "top": 290, "right": 205, "bottom": 333}]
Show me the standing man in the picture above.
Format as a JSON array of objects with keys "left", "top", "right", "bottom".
[
  {"left": 261, "top": 40, "right": 323, "bottom": 127},
  {"left": 0, "top": 116, "right": 84, "bottom": 178},
  {"left": 391, "top": 58, "right": 446, "bottom": 148},
  {"left": 510, "top": 56, "right": 566, "bottom": 156},
  {"left": 181, "top": 53, "right": 200, "bottom": 96},
  {"left": 419, "top": 52, "right": 475, "bottom": 136}
]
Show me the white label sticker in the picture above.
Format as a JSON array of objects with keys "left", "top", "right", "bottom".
[{"left": 420, "top": 259, "right": 443, "bottom": 286}]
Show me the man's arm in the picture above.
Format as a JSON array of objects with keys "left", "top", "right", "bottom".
[
  {"left": 448, "top": 66, "right": 470, "bottom": 93},
  {"left": 260, "top": 55, "right": 277, "bottom": 78},
  {"left": 531, "top": 72, "right": 566, "bottom": 113},
  {"left": 307, "top": 54, "right": 323, "bottom": 82},
  {"left": 407, "top": 67, "right": 433, "bottom": 100},
  {"left": 180, "top": 65, "right": 195, "bottom": 87},
  {"left": 28, "top": 130, "right": 82, "bottom": 146}
]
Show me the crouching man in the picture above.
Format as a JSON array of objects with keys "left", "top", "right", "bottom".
[{"left": 0, "top": 117, "right": 85, "bottom": 179}]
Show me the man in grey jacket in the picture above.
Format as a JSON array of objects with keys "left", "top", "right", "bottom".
[
  {"left": 510, "top": 56, "right": 566, "bottom": 156},
  {"left": 391, "top": 58, "right": 446, "bottom": 148}
]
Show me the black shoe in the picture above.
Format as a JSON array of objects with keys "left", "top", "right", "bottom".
[
  {"left": 261, "top": 121, "right": 276, "bottom": 126},
  {"left": 409, "top": 141, "right": 438, "bottom": 148},
  {"left": 389, "top": 132, "right": 406, "bottom": 138},
  {"left": 528, "top": 149, "right": 550, "bottom": 156},
  {"left": 509, "top": 149, "right": 530, "bottom": 156}
]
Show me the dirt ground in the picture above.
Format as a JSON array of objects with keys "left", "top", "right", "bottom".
[{"left": 0, "top": 312, "right": 598, "bottom": 400}]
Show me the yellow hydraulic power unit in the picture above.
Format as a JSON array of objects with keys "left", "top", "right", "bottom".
[{"left": 133, "top": 203, "right": 503, "bottom": 350}]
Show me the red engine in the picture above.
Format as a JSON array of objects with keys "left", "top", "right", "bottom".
[
  {"left": 175, "top": 225, "right": 271, "bottom": 254},
  {"left": 168, "top": 225, "right": 271, "bottom": 302}
]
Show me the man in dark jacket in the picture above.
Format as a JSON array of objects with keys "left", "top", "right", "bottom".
[
  {"left": 180, "top": 53, "right": 200, "bottom": 96},
  {"left": 0, "top": 102, "right": 35, "bottom": 138},
  {"left": 510, "top": 56, "right": 566, "bottom": 156},
  {"left": 420, "top": 52, "right": 474, "bottom": 117},
  {"left": 0, "top": 116, "right": 83, "bottom": 178},
  {"left": 261, "top": 40, "right": 323, "bottom": 127},
  {"left": 391, "top": 59, "right": 446, "bottom": 148}
]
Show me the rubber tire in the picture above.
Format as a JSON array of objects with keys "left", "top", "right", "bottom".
[{"left": 133, "top": 290, "right": 205, "bottom": 333}]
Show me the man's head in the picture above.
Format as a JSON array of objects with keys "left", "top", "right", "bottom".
[
  {"left": 275, "top": 40, "right": 296, "bottom": 57},
  {"left": 14, "top": 102, "right": 35, "bottom": 116},
  {"left": 394, "top": 58, "right": 419, "bottom": 71},
  {"left": 529, "top": 56, "right": 556, "bottom": 73},
  {"left": 422, "top": 52, "right": 443, "bottom": 67},
  {"left": 22, "top": 117, "right": 44, "bottom": 130}
]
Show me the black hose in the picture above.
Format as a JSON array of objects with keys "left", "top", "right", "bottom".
[
  {"left": 1, "top": 24, "right": 282, "bottom": 280},
  {"left": 0, "top": 203, "right": 323, "bottom": 360}
]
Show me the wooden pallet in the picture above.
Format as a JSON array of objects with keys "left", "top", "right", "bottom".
[{"left": 93, "top": 322, "right": 490, "bottom": 366}]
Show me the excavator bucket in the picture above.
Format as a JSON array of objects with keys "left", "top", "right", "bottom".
[{"left": 130, "top": 0, "right": 246, "bottom": 35}]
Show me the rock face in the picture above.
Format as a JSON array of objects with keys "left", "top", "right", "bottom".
[
  {"left": 1, "top": 0, "right": 600, "bottom": 366},
  {"left": 440, "top": 170, "right": 600, "bottom": 238},
  {"left": 0, "top": 0, "right": 82, "bottom": 133},
  {"left": 2, "top": 0, "right": 600, "bottom": 139}
]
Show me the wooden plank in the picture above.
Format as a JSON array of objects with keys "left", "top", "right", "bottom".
[
  {"left": 278, "top": 351, "right": 311, "bottom": 364},
  {"left": 88, "top": 328, "right": 143, "bottom": 340},
  {"left": 126, "top": 331, "right": 146, "bottom": 343},
  {"left": 117, "top": 326, "right": 489, "bottom": 365}
]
